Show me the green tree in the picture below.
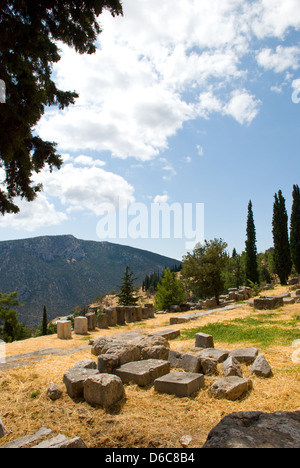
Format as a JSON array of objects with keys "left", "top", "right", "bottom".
[
  {"left": 290, "top": 184, "right": 300, "bottom": 274},
  {"left": 0, "top": 291, "right": 30, "bottom": 342},
  {"left": 272, "top": 190, "right": 292, "bottom": 285},
  {"left": 117, "top": 266, "right": 139, "bottom": 306},
  {"left": 42, "top": 305, "right": 48, "bottom": 336},
  {"left": 154, "top": 268, "right": 187, "bottom": 311},
  {"left": 181, "top": 238, "right": 228, "bottom": 305},
  {"left": 0, "top": 0, "right": 123, "bottom": 215},
  {"left": 245, "top": 200, "right": 259, "bottom": 285}
]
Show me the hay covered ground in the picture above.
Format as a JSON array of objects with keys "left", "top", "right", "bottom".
[{"left": 0, "top": 285, "right": 299, "bottom": 448}]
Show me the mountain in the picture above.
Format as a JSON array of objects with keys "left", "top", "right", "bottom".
[{"left": 0, "top": 235, "right": 181, "bottom": 327}]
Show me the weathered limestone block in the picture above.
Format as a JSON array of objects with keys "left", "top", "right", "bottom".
[
  {"left": 145, "top": 303, "right": 155, "bottom": 318},
  {"left": 83, "top": 374, "right": 125, "bottom": 408},
  {"left": 33, "top": 436, "right": 88, "bottom": 448},
  {"left": 91, "top": 336, "right": 113, "bottom": 356},
  {"left": 106, "top": 307, "right": 117, "bottom": 327},
  {"left": 168, "top": 350, "right": 202, "bottom": 373},
  {"left": 46, "top": 383, "right": 63, "bottom": 401},
  {"left": 202, "top": 411, "right": 300, "bottom": 448},
  {"left": 103, "top": 342, "right": 141, "bottom": 365},
  {"left": 136, "top": 335, "right": 170, "bottom": 350},
  {"left": 229, "top": 347, "right": 259, "bottom": 364},
  {"left": 86, "top": 312, "right": 96, "bottom": 331},
  {"left": 141, "top": 345, "right": 169, "bottom": 360},
  {"left": 74, "top": 316, "right": 88, "bottom": 335},
  {"left": 154, "top": 371, "right": 205, "bottom": 397},
  {"left": 253, "top": 296, "right": 283, "bottom": 310},
  {"left": 200, "top": 357, "right": 218, "bottom": 376},
  {"left": 209, "top": 376, "right": 253, "bottom": 401},
  {"left": 228, "top": 291, "right": 237, "bottom": 301},
  {"left": 222, "top": 356, "right": 243, "bottom": 377},
  {"left": 57, "top": 320, "right": 72, "bottom": 340},
  {"left": 152, "top": 329, "right": 180, "bottom": 340},
  {"left": 63, "top": 368, "right": 99, "bottom": 399},
  {"left": 250, "top": 354, "right": 273, "bottom": 378},
  {"left": 114, "top": 359, "right": 171, "bottom": 387},
  {"left": 196, "top": 348, "right": 229, "bottom": 363},
  {"left": 195, "top": 332, "right": 214, "bottom": 349},
  {"left": 97, "top": 354, "right": 120, "bottom": 373},
  {"left": 116, "top": 307, "right": 126, "bottom": 325},
  {"left": 73, "top": 360, "right": 97, "bottom": 370},
  {"left": 97, "top": 313, "right": 108, "bottom": 329},
  {"left": 0, "top": 427, "right": 54, "bottom": 448}
]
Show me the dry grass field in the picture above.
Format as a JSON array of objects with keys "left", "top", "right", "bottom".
[{"left": 0, "top": 285, "right": 299, "bottom": 448}]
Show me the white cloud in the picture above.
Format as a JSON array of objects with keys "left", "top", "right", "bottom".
[
  {"left": 153, "top": 194, "right": 170, "bottom": 203},
  {"left": 36, "top": 164, "right": 135, "bottom": 216},
  {"left": 257, "top": 45, "right": 300, "bottom": 73},
  {"left": 197, "top": 145, "right": 204, "bottom": 157},
  {"left": 223, "top": 90, "right": 261, "bottom": 125},
  {"left": 292, "top": 78, "right": 300, "bottom": 103},
  {"left": 251, "top": 0, "right": 300, "bottom": 39},
  {"left": 74, "top": 155, "right": 106, "bottom": 167},
  {"left": 0, "top": 194, "right": 67, "bottom": 231}
]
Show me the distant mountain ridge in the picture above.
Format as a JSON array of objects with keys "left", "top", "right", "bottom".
[{"left": 0, "top": 235, "right": 181, "bottom": 327}]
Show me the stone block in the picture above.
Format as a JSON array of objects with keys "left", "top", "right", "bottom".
[
  {"left": 135, "top": 306, "right": 143, "bottom": 321},
  {"left": 200, "top": 357, "right": 218, "bottom": 376},
  {"left": 202, "top": 411, "right": 300, "bottom": 449},
  {"left": 91, "top": 336, "right": 113, "bottom": 356},
  {"left": 97, "top": 313, "right": 108, "bottom": 329},
  {"left": 250, "top": 354, "right": 273, "bottom": 378},
  {"left": 106, "top": 307, "right": 117, "bottom": 327},
  {"left": 141, "top": 345, "right": 169, "bottom": 360},
  {"left": 196, "top": 348, "right": 229, "bottom": 363},
  {"left": 209, "top": 376, "right": 253, "bottom": 401},
  {"left": 283, "top": 297, "right": 296, "bottom": 305},
  {"left": 168, "top": 350, "right": 202, "bottom": 373},
  {"left": 152, "top": 329, "right": 180, "bottom": 340},
  {"left": 114, "top": 359, "right": 171, "bottom": 387},
  {"left": 154, "top": 371, "right": 205, "bottom": 397},
  {"left": 97, "top": 354, "right": 120, "bottom": 373},
  {"left": 103, "top": 342, "right": 141, "bottom": 365},
  {"left": 141, "top": 307, "right": 150, "bottom": 319},
  {"left": 195, "top": 332, "right": 214, "bottom": 349},
  {"left": 116, "top": 307, "right": 126, "bottom": 325},
  {"left": 74, "top": 316, "right": 88, "bottom": 335},
  {"left": 83, "top": 373, "right": 125, "bottom": 408},
  {"left": 253, "top": 296, "right": 283, "bottom": 310},
  {"left": 229, "top": 347, "right": 258, "bottom": 364},
  {"left": 33, "top": 435, "right": 88, "bottom": 448},
  {"left": 73, "top": 360, "right": 97, "bottom": 370},
  {"left": 86, "top": 312, "right": 96, "bottom": 331},
  {"left": 296, "top": 289, "right": 300, "bottom": 296},
  {"left": 145, "top": 303, "right": 155, "bottom": 317},
  {"left": 222, "top": 356, "right": 243, "bottom": 377},
  {"left": 57, "top": 320, "right": 72, "bottom": 340},
  {"left": 63, "top": 368, "right": 99, "bottom": 399}
]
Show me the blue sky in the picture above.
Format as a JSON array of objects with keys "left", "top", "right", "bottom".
[{"left": 1, "top": 0, "right": 300, "bottom": 261}]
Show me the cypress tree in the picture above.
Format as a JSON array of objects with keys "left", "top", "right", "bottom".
[
  {"left": 0, "top": 1, "right": 123, "bottom": 214},
  {"left": 245, "top": 201, "right": 259, "bottom": 284},
  {"left": 117, "top": 266, "right": 139, "bottom": 306},
  {"left": 42, "top": 305, "right": 48, "bottom": 336},
  {"left": 290, "top": 184, "right": 300, "bottom": 274},
  {"left": 272, "top": 190, "right": 292, "bottom": 285}
]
